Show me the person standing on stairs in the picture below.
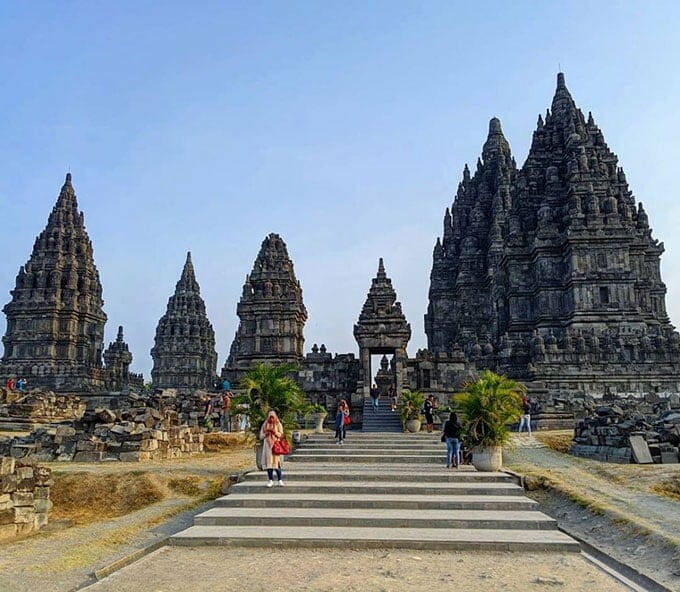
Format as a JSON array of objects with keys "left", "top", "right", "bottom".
[
  {"left": 442, "top": 412, "right": 463, "bottom": 468},
  {"left": 335, "top": 399, "right": 350, "bottom": 445},
  {"left": 370, "top": 384, "right": 380, "bottom": 412},
  {"left": 259, "top": 410, "right": 285, "bottom": 487},
  {"left": 423, "top": 395, "right": 437, "bottom": 433}
]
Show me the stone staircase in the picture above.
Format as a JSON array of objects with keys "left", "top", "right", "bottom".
[
  {"left": 360, "top": 399, "right": 403, "bottom": 432},
  {"left": 170, "top": 432, "right": 579, "bottom": 552}
]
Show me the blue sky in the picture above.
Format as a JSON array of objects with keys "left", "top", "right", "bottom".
[{"left": 2, "top": 1, "right": 680, "bottom": 377}]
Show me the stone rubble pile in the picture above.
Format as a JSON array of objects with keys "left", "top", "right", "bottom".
[
  {"left": 0, "top": 457, "right": 52, "bottom": 541},
  {"left": 0, "top": 395, "right": 205, "bottom": 463},
  {"left": 571, "top": 394, "right": 680, "bottom": 463},
  {"left": 0, "top": 388, "right": 86, "bottom": 422}
]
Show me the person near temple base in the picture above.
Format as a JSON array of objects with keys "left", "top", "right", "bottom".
[
  {"left": 220, "top": 390, "right": 232, "bottom": 432},
  {"left": 518, "top": 396, "right": 532, "bottom": 436},
  {"left": 5, "top": 377, "right": 15, "bottom": 391},
  {"left": 370, "top": 384, "right": 380, "bottom": 412},
  {"left": 389, "top": 386, "right": 398, "bottom": 412},
  {"left": 423, "top": 394, "right": 437, "bottom": 433},
  {"left": 335, "top": 399, "right": 350, "bottom": 445},
  {"left": 259, "top": 410, "right": 286, "bottom": 487},
  {"left": 442, "top": 412, "right": 463, "bottom": 468}
]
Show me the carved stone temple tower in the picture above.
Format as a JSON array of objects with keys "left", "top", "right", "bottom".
[
  {"left": 222, "top": 233, "right": 307, "bottom": 379},
  {"left": 150, "top": 252, "right": 217, "bottom": 390},
  {"left": 103, "top": 326, "right": 139, "bottom": 393},
  {"left": 354, "top": 258, "right": 411, "bottom": 398},
  {"left": 425, "top": 73, "right": 680, "bottom": 397},
  {"left": 0, "top": 174, "right": 111, "bottom": 392}
]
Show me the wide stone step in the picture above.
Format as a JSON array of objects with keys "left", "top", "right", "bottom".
[
  {"left": 194, "top": 507, "right": 558, "bottom": 530},
  {"left": 288, "top": 453, "right": 444, "bottom": 464},
  {"left": 240, "top": 470, "right": 511, "bottom": 483},
  {"left": 170, "top": 525, "right": 580, "bottom": 552},
  {"left": 230, "top": 480, "right": 524, "bottom": 496},
  {"left": 301, "top": 442, "right": 443, "bottom": 450},
  {"left": 215, "top": 492, "right": 539, "bottom": 511}
]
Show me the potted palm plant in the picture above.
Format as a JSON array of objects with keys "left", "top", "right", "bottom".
[
  {"left": 232, "top": 363, "right": 307, "bottom": 469},
  {"left": 399, "top": 390, "right": 425, "bottom": 433},
  {"left": 454, "top": 370, "right": 525, "bottom": 471}
]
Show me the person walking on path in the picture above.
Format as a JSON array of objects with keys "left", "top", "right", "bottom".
[
  {"left": 518, "top": 396, "right": 532, "bottom": 436},
  {"left": 334, "top": 399, "right": 350, "bottom": 445},
  {"left": 442, "top": 412, "right": 463, "bottom": 468},
  {"left": 423, "top": 395, "right": 437, "bottom": 433},
  {"left": 370, "top": 384, "right": 380, "bottom": 412},
  {"left": 259, "top": 410, "right": 286, "bottom": 487}
]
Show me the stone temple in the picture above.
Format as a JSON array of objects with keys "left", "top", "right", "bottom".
[
  {"left": 0, "top": 174, "right": 141, "bottom": 393},
  {"left": 150, "top": 252, "right": 217, "bottom": 390},
  {"left": 1, "top": 74, "right": 679, "bottom": 405},
  {"left": 424, "top": 73, "right": 680, "bottom": 398}
]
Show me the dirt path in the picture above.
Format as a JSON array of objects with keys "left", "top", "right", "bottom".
[
  {"left": 81, "top": 547, "right": 631, "bottom": 592},
  {"left": 505, "top": 434, "right": 680, "bottom": 590}
]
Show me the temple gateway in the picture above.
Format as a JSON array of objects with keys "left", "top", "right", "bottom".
[{"left": 2, "top": 74, "right": 679, "bottom": 407}]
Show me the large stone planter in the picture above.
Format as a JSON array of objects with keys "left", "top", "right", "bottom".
[
  {"left": 471, "top": 445, "right": 502, "bottom": 471},
  {"left": 309, "top": 412, "right": 327, "bottom": 433},
  {"left": 404, "top": 419, "right": 422, "bottom": 433},
  {"left": 254, "top": 441, "right": 263, "bottom": 470}
]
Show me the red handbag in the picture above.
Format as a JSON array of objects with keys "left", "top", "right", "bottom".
[
  {"left": 272, "top": 438, "right": 290, "bottom": 455},
  {"left": 343, "top": 414, "right": 351, "bottom": 425}
]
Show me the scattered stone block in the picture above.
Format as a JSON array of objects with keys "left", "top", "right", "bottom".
[{"left": 629, "top": 435, "right": 653, "bottom": 464}]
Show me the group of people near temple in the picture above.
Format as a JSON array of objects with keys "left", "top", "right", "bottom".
[{"left": 5, "top": 377, "right": 27, "bottom": 392}]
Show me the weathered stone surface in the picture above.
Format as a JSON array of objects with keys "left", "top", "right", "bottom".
[
  {"left": 223, "top": 233, "right": 308, "bottom": 379},
  {"left": 0, "top": 173, "right": 141, "bottom": 393},
  {"left": 150, "top": 252, "right": 217, "bottom": 390},
  {"left": 423, "top": 73, "right": 680, "bottom": 399},
  {"left": 629, "top": 435, "right": 653, "bottom": 464}
]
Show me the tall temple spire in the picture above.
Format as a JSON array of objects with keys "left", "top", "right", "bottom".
[
  {"left": 426, "top": 116, "right": 516, "bottom": 352},
  {"left": 178, "top": 251, "right": 199, "bottom": 293},
  {"left": 150, "top": 253, "right": 217, "bottom": 390},
  {"left": 0, "top": 174, "right": 110, "bottom": 392},
  {"left": 223, "top": 233, "right": 307, "bottom": 376},
  {"left": 425, "top": 73, "right": 677, "bottom": 397}
]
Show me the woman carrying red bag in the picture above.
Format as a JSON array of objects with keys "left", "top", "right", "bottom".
[
  {"left": 259, "top": 409, "right": 286, "bottom": 487},
  {"left": 335, "top": 399, "right": 350, "bottom": 445}
]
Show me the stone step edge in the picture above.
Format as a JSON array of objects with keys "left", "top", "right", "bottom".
[{"left": 170, "top": 526, "right": 580, "bottom": 553}]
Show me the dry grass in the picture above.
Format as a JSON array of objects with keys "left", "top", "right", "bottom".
[
  {"left": 534, "top": 430, "right": 573, "bottom": 453},
  {"left": 203, "top": 432, "right": 254, "bottom": 452},
  {"left": 652, "top": 475, "right": 680, "bottom": 501},
  {"left": 51, "top": 472, "right": 166, "bottom": 525},
  {"left": 51, "top": 471, "right": 226, "bottom": 525}
]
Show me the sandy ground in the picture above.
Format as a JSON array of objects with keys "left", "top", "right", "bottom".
[
  {"left": 81, "top": 547, "right": 630, "bottom": 592},
  {"left": 505, "top": 434, "right": 680, "bottom": 591}
]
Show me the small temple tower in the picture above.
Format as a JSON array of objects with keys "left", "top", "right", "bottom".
[
  {"left": 150, "top": 252, "right": 217, "bottom": 390},
  {"left": 354, "top": 258, "right": 411, "bottom": 398},
  {"left": 223, "top": 233, "right": 307, "bottom": 378},
  {"left": 103, "top": 326, "right": 137, "bottom": 392},
  {"left": 0, "top": 174, "right": 109, "bottom": 392}
]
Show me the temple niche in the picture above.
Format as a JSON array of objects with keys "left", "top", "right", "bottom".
[
  {"left": 0, "top": 174, "right": 140, "bottom": 394},
  {"left": 150, "top": 252, "right": 218, "bottom": 390},
  {"left": 424, "top": 73, "right": 680, "bottom": 399}
]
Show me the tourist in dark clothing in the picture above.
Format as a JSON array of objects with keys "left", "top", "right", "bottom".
[
  {"left": 442, "top": 412, "right": 462, "bottom": 468},
  {"left": 370, "top": 384, "right": 380, "bottom": 412},
  {"left": 423, "top": 395, "right": 437, "bottom": 432}
]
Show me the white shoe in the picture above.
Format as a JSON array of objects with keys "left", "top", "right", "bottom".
[
  {"left": 266, "top": 480, "right": 273, "bottom": 488},
  {"left": 277, "top": 480, "right": 284, "bottom": 487}
]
